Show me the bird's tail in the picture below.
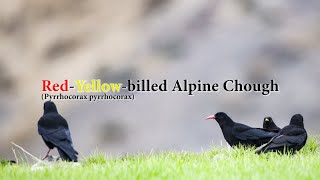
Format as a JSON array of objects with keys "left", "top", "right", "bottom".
[{"left": 57, "top": 142, "right": 78, "bottom": 162}]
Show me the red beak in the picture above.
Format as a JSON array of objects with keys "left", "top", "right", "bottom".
[{"left": 206, "top": 115, "right": 216, "bottom": 120}]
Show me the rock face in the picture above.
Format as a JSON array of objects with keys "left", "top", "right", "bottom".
[{"left": 1, "top": 0, "right": 320, "bottom": 158}]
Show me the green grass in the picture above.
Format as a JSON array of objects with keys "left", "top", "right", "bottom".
[{"left": 1, "top": 137, "right": 320, "bottom": 180}]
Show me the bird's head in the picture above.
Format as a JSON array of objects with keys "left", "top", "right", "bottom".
[
  {"left": 264, "top": 117, "right": 272, "bottom": 123},
  {"left": 206, "top": 112, "right": 234, "bottom": 126},
  {"left": 263, "top": 116, "right": 273, "bottom": 124},
  {"left": 290, "top": 114, "right": 304, "bottom": 127},
  {"left": 43, "top": 101, "right": 58, "bottom": 114}
]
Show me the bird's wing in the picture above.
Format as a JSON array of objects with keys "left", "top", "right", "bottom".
[
  {"left": 232, "top": 125, "right": 277, "bottom": 140},
  {"left": 38, "top": 125, "right": 71, "bottom": 142},
  {"left": 276, "top": 130, "right": 306, "bottom": 144},
  {"left": 38, "top": 126, "right": 78, "bottom": 161},
  {"left": 263, "top": 131, "right": 306, "bottom": 150},
  {"left": 255, "top": 127, "right": 307, "bottom": 154}
]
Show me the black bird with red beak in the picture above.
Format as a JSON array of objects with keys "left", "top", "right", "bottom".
[
  {"left": 206, "top": 112, "right": 277, "bottom": 147},
  {"left": 38, "top": 101, "right": 78, "bottom": 162}
]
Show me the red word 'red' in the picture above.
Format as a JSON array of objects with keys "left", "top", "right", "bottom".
[{"left": 42, "top": 80, "right": 69, "bottom": 92}]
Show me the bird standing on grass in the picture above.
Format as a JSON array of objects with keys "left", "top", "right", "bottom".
[
  {"left": 263, "top": 117, "right": 281, "bottom": 133},
  {"left": 255, "top": 114, "right": 307, "bottom": 154},
  {"left": 38, "top": 101, "right": 78, "bottom": 162},
  {"left": 0, "top": 160, "right": 16, "bottom": 165},
  {"left": 206, "top": 112, "right": 277, "bottom": 147}
]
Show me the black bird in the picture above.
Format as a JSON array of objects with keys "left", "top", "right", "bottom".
[
  {"left": 0, "top": 160, "right": 16, "bottom": 165},
  {"left": 38, "top": 101, "right": 78, "bottom": 162},
  {"left": 263, "top": 117, "right": 281, "bottom": 133},
  {"left": 256, "top": 114, "right": 307, "bottom": 154},
  {"left": 206, "top": 112, "right": 277, "bottom": 147}
]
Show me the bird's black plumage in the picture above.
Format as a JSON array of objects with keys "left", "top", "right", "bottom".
[
  {"left": 0, "top": 160, "right": 16, "bottom": 165},
  {"left": 256, "top": 114, "right": 307, "bottom": 154},
  {"left": 263, "top": 117, "right": 281, "bottom": 133},
  {"left": 38, "top": 101, "right": 78, "bottom": 162},
  {"left": 206, "top": 112, "right": 278, "bottom": 147}
]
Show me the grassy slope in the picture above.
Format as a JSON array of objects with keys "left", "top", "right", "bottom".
[{"left": 1, "top": 137, "right": 319, "bottom": 180}]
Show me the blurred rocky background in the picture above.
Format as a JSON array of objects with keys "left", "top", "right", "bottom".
[{"left": 1, "top": 0, "right": 320, "bottom": 159}]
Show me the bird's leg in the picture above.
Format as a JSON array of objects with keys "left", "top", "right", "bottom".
[{"left": 42, "top": 149, "right": 51, "bottom": 160}]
